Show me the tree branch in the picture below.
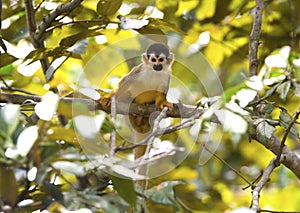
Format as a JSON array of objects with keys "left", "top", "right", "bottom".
[
  {"left": 24, "top": 0, "right": 50, "bottom": 74},
  {"left": 275, "top": 108, "right": 300, "bottom": 165},
  {"left": 34, "top": 0, "right": 83, "bottom": 41},
  {"left": 2, "top": 93, "right": 300, "bottom": 180},
  {"left": 249, "top": 0, "right": 264, "bottom": 76},
  {"left": 24, "top": 0, "right": 83, "bottom": 77},
  {"left": 251, "top": 157, "right": 278, "bottom": 212},
  {"left": 251, "top": 132, "right": 300, "bottom": 179},
  {"left": 0, "top": 93, "right": 204, "bottom": 118}
]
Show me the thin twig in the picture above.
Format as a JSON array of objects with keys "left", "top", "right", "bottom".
[
  {"left": 249, "top": 0, "right": 264, "bottom": 76},
  {"left": 34, "top": 0, "right": 83, "bottom": 41},
  {"left": 45, "top": 19, "right": 120, "bottom": 32},
  {"left": 251, "top": 157, "right": 280, "bottom": 212},
  {"left": 132, "top": 147, "right": 185, "bottom": 168},
  {"left": 109, "top": 95, "right": 117, "bottom": 156},
  {"left": 260, "top": 209, "right": 300, "bottom": 213},
  {"left": 288, "top": 0, "right": 296, "bottom": 49},
  {"left": 275, "top": 107, "right": 300, "bottom": 165},
  {"left": 203, "top": 144, "right": 252, "bottom": 187},
  {"left": 0, "top": 78, "right": 38, "bottom": 96},
  {"left": 242, "top": 171, "right": 263, "bottom": 190},
  {"left": 24, "top": 0, "right": 50, "bottom": 74}
]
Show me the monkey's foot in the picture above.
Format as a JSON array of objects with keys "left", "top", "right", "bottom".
[{"left": 159, "top": 101, "right": 173, "bottom": 112}]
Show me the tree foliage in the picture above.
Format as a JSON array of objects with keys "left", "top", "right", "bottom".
[{"left": 0, "top": 0, "right": 300, "bottom": 212}]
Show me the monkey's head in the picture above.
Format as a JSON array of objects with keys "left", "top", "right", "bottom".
[{"left": 142, "top": 43, "right": 174, "bottom": 71}]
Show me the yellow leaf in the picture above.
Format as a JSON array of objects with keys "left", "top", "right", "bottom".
[
  {"left": 48, "top": 127, "right": 79, "bottom": 147},
  {"left": 166, "top": 166, "right": 198, "bottom": 180}
]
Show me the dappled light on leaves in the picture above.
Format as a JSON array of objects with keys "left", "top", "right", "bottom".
[{"left": 0, "top": 0, "right": 299, "bottom": 212}]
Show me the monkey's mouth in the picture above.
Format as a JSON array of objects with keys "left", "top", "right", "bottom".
[{"left": 153, "top": 64, "right": 163, "bottom": 71}]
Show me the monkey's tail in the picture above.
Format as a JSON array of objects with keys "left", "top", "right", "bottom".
[{"left": 129, "top": 115, "right": 151, "bottom": 189}]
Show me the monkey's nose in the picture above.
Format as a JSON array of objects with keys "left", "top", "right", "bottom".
[{"left": 153, "top": 64, "right": 163, "bottom": 71}]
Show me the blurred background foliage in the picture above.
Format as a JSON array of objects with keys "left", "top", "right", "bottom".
[{"left": 0, "top": 0, "right": 300, "bottom": 212}]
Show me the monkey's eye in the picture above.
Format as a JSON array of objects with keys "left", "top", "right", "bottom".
[
  {"left": 158, "top": 58, "right": 164, "bottom": 62},
  {"left": 151, "top": 58, "right": 157, "bottom": 62}
]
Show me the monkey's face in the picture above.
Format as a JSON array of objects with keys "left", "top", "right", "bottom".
[
  {"left": 141, "top": 43, "right": 174, "bottom": 72},
  {"left": 148, "top": 54, "right": 167, "bottom": 71}
]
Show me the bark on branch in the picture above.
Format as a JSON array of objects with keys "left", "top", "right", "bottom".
[
  {"left": 0, "top": 93, "right": 203, "bottom": 118},
  {"left": 249, "top": 0, "right": 264, "bottom": 76},
  {"left": 24, "top": 0, "right": 83, "bottom": 76}
]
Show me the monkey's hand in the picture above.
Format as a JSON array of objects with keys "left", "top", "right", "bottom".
[{"left": 155, "top": 94, "right": 173, "bottom": 112}]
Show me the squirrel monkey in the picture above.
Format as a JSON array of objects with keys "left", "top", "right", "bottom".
[{"left": 100, "top": 43, "right": 174, "bottom": 188}]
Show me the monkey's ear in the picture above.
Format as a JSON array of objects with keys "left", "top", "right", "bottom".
[
  {"left": 167, "top": 53, "right": 175, "bottom": 65},
  {"left": 142, "top": 53, "right": 148, "bottom": 64}
]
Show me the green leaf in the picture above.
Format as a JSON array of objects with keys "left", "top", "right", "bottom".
[
  {"left": 148, "top": 18, "right": 186, "bottom": 35},
  {"left": 145, "top": 181, "right": 180, "bottom": 209},
  {"left": 0, "top": 53, "right": 18, "bottom": 68},
  {"left": 0, "top": 64, "right": 14, "bottom": 75},
  {"left": 45, "top": 56, "right": 69, "bottom": 82},
  {"left": 253, "top": 118, "right": 276, "bottom": 145},
  {"left": 52, "top": 161, "right": 85, "bottom": 177},
  {"left": 279, "top": 108, "right": 292, "bottom": 123},
  {"left": 279, "top": 108, "right": 299, "bottom": 138},
  {"left": 0, "top": 104, "right": 20, "bottom": 136},
  {"left": 109, "top": 174, "right": 137, "bottom": 206},
  {"left": 59, "top": 30, "right": 102, "bottom": 48},
  {"left": 0, "top": 167, "right": 17, "bottom": 205},
  {"left": 276, "top": 81, "right": 291, "bottom": 101},
  {"left": 97, "top": 0, "right": 123, "bottom": 16},
  {"left": 223, "top": 83, "right": 246, "bottom": 102},
  {"left": 156, "top": 0, "right": 179, "bottom": 15},
  {"left": 43, "top": 181, "right": 64, "bottom": 203}
]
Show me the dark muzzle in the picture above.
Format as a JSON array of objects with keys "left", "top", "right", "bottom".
[{"left": 153, "top": 64, "right": 163, "bottom": 71}]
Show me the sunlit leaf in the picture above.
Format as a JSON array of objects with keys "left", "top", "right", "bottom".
[
  {"left": 215, "top": 109, "right": 248, "bottom": 134},
  {"left": 59, "top": 30, "right": 102, "bottom": 48},
  {"left": 234, "top": 88, "right": 257, "bottom": 107},
  {"left": 276, "top": 81, "right": 291, "bottom": 101},
  {"left": 265, "top": 46, "right": 291, "bottom": 68},
  {"left": 118, "top": 15, "right": 149, "bottom": 30},
  {"left": 0, "top": 104, "right": 20, "bottom": 136},
  {"left": 223, "top": 83, "right": 246, "bottom": 102},
  {"left": 156, "top": 0, "right": 179, "bottom": 15},
  {"left": 35, "top": 92, "right": 59, "bottom": 121},
  {"left": 246, "top": 75, "right": 263, "bottom": 91},
  {"left": 148, "top": 18, "right": 186, "bottom": 35},
  {"left": 45, "top": 56, "right": 69, "bottom": 82},
  {"left": 97, "top": 0, "right": 122, "bottom": 16},
  {"left": 78, "top": 88, "right": 101, "bottom": 100},
  {"left": 74, "top": 113, "right": 105, "bottom": 139},
  {"left": 166, "top": 166, "right": 198, "bottom": 180},
  {"left": 52, "top": 161, "right": 85, "bottom": 177},
  {"left": 16, "top": 125, "right": 38, "bottom": 157}
]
